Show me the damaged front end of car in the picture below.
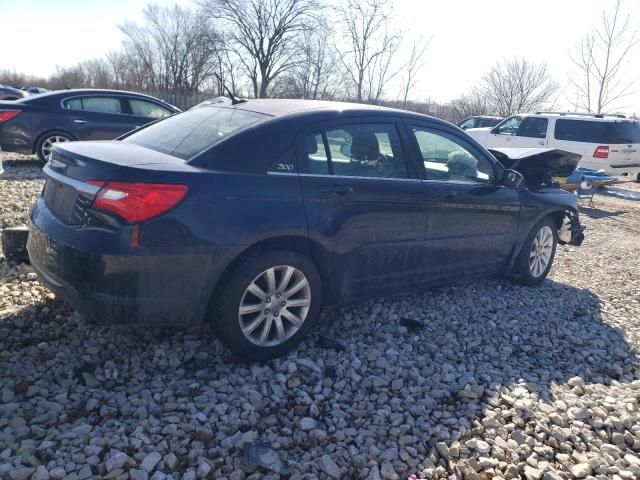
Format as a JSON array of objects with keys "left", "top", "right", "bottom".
[
  {"left": 557, "top": 209, "right": 585, "bottom": 246},
  {"left": 490, "top": 147, "right": 586, "bottom": 247}
]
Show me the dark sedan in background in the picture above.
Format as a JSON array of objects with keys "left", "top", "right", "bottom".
[
  {"left": 27, "top": 98, "right": 584, "bottom": 361},
  {"left": 0, "top": 84, "right": 28, "bottom": 101},
  {"left": 458, "top": 115, "right": 504, "bottom": 130},
  {"left": 0, "top": 89, "right": 180, "bottom": 163}
]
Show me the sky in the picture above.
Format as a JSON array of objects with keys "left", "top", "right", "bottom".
[{"left": 2, "top": 0, "right": 640, "bottom": 114}]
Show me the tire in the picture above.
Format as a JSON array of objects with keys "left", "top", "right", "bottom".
[
  {"left": 35, "top": 131, "right": 73, "bottom": 164},
  {"left": 512, "top": 217, "right": 558, "bottom": 286},
  {"left": 211, "top": 250, "right": 323, "bottom": 361}
]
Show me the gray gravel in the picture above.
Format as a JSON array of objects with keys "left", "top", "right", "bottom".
[{"left": 1, "top": 153, "right": 640, "bottom": 479}]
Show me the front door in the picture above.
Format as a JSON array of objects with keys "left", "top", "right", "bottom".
[
  {"left": 297, "top": 121, "right": 429, "bottom": 300},
  {"left": 408, "top": 124, "right": 521, "bottom": 277}
]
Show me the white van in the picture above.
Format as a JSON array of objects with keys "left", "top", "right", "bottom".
[{"left": 466, "top": 112, "right": 640, "bottom": 180}]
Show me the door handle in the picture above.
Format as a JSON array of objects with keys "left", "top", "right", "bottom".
[
  {"left": 445, "top": 191, "right": 459, "bottom": 199},
  {"left": 73, "top": 119, "right": 87, "bottom": 124},
  {"left": 319, "top": 185, "right": 354, "bottom": 196},
  {"left": 538, "top": 141, "right": 545, "bottom": 146}
]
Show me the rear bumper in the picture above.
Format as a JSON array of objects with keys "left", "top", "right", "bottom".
[
  {"left": 579, "top": 159, "right": 640, "bottom": 177},
  {"left": 27, "top": 197, "right": 221, "bottom": 325}
]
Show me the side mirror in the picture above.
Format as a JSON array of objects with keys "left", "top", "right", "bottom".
[
  {"left": 503, "top": 169, "right": 524, "bottom": 188},
  {"left": 340, "top": 143, "right": 352, "bottom": 157},
  {"left": 490, "top": 127, "right": 500, "bottom": 134}
]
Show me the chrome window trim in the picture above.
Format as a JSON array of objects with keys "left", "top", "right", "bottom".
[
  {"left": 43, "top": 164, "right": 101, "bottom": 195},
  {"left": 267, "top": 171, "right": 422, "bottom": 183},
  {"left": 60, "top": 94, "right": 174, "bottom": 118}
]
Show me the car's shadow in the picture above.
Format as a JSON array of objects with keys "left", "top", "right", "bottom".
[
  {"left": 1, "top": 277, "right": 637, "bottom": 478},
  {"left": 580, "top": 205, "right": 629, "bottom": 219}
]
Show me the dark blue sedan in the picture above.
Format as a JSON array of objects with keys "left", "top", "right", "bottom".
[
  {"left": 0, "top": 89, "right": 179, "bottom": 163},
  {"left": 27, "top": 99, "right": 584, "bottom": 360}
]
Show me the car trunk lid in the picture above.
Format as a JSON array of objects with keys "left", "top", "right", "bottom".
[{"left": 43, "top": 141, "right": 188, "bottom": 225}]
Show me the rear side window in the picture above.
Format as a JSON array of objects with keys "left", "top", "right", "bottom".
[
  {"left": 122, "top": 106, "right": 268, "bottom": 159},
  {"left": 64, "top": 96, "right": 122, "bottom": 114},
  {"left": 129, "top": 99, "right": 173, "bottom": 119},
  {"left": 302, "top": 123, "right": 408, "bottom": 179},
  {"left": 554, "top": 119, "right": 640, "bottom": 144}
]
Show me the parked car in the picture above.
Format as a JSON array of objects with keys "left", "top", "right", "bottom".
[
  {"left": 0, "top": 84, "right": 27, "bottom": 101},
  {"left": 22, "top": 87, "right": 49, "bottom": 95},
  {"left": 27, "top": 99, "right": 584, "bottom": 361},
  {"left": 466, "top": 112, "right": 640, "bottom": 181},
  {"left": 458, "top": 115, "right": 503, "bottom": 130},
  {"left": 0, "top": 89, "right": 180, "bottom": 163}
]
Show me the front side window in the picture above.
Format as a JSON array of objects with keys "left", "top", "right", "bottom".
[
  {"left": 459, "top": 118, "right": 475, "bottom": 129},
  {"left": 302, "top": 123, "right": 408, "bottom": 179},
  {"left": 517, "top": 117, "right": 548, "bottom": 138},
  {"left": 64, "top": 96, "right": 122, "bottom": 114},
  {"left": 412, "top": 127, "right": 495, "bottom": 184},
  {"left": 129, "top": 99, "right": 173, "bottom": 119},
  {"left": 122, "top": 106, "right": 269, "bottom": 159},
  {"left": 494, "top": 116, "right": 522, "bottom": 135}
]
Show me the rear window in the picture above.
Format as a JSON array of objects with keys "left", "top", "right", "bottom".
[
  {"left": 554, "top": 119, "right": 640, "bottom": 144},
  {"left": 122, "top": 106, "right": 269, "bottom": 159}
]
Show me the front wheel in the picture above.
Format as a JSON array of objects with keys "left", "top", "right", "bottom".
[
  {"left": 212, "top": 250, "right": 323, "bottom": 361},
  {"left": 512, "top": 218, "right": 558, "bottom": 286}
]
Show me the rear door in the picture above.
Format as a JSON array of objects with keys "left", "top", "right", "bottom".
[
  {"left": 62, "top": 95, "right": 139, "bottom": 140},
  {"left": 296, "top": 119, "right": 429, "bottom": 299},
  {"left": 407, "top": 123, "right": 521, "bottom": 278}
]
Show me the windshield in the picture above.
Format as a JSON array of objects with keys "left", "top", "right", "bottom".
[
  {"left": 554, "top": 119, "right": 640, "bottom": 144},
  {"left": 122, "top": 106, "right": 269, "bottom": 159}
]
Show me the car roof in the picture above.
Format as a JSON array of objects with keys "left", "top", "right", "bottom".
[
  {"left": 520, "top": 112, "right": 632, "bottom": 122},
  {"left": 199, "top": 97, "right": 426, "bottom": 119}
]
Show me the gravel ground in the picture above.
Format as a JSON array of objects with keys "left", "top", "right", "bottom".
[{"left": 1, "top": 152, "right": 640, "bottom": 480}]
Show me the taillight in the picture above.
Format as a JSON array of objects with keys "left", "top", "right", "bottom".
[
  {"left": 593, "top": 146, "right": 609, "bottom": 159},
  {"left": 0, "top": 110, "right": 21, "bottom": 123},
  {"left": 87, "top": 181, "right": 188, "bottom": 223}
]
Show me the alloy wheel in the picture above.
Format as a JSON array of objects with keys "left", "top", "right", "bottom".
[
  {"left": 238, "top": 265, "right": 311, "bottom": 347},
  {"left": 41, "top": 135, "right": 70, "bottom": 162},
  {"left": 529, "top": 226, "right": 554, "bottom": 278}
]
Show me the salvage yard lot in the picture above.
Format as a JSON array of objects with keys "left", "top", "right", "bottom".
[{"left": 1, "top": 152, "right": 640, "bottom": 480}]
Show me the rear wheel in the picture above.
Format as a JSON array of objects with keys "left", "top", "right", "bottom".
[
  {"left": 512, "top": 218, "right": 558, "bottom": 286},
  {"left": 36, "top": 131, "right": 72, "bottom": 164},
  {"left": 212, "top": 250, "right": 323, "bottom": 361}
]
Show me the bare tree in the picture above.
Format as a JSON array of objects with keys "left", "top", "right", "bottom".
[
  {"left": 448, "top": 90, "right": 491, "bottom": 122},
  {"left": 338, "top": 0, "right": 401, "bottom": 103},
  {"left": 569, "top": 0, "right": 639, "bottom": 113},
  {"left": 119, "top": 4, "right": 221, "bottom": 94},
  {"left": 274, "top": 20, "right": 345, "bottom": 100},
  {"left": 200, "top": 0, "right": 320, "bottom": 98},
  {"left": 400, "top": 36, "right": 431, "bottom": 109},
  {"left": 479, "top": 57, "right": 558, "bottom": 117}
]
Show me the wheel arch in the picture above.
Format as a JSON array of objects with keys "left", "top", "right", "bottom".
[
  {"left": 203, "top": 234, "right": 336, "bottom": 324},
  {"left": 32, "top": 128, "right": 77, "bottom": 154},
  {"left": 505, "top": 208, "right": 572, "bottom": 275}
]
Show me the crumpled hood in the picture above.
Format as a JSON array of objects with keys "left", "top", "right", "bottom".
[{"left": 489, "top": 147, "right": 582, "bottom": 178}]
